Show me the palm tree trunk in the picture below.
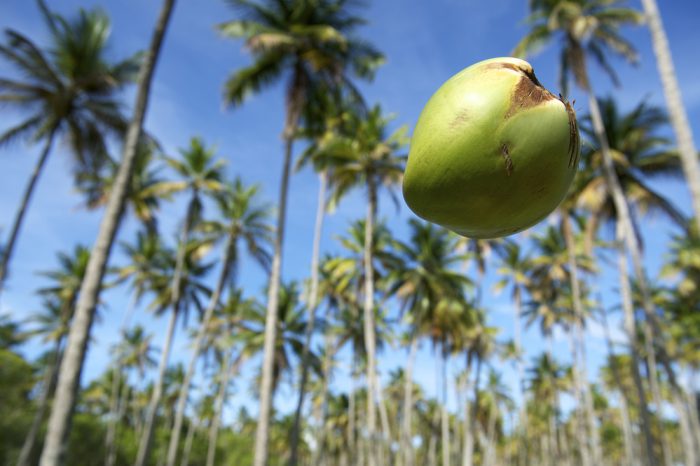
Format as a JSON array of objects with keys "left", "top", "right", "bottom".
[
  {"left": 640, "top": 0, "right": 700, "bottom": 232},
  {"left": 362, "top": 178, "right": 379, "bottom": 466},
  {"left": 672, "top": 392, "right": 697, "bottom": 466},
  {"left": 37, "top": 4, "right": 175, "bottom": 464},
  {"left": 179, "top": 414, "right": 198, "bottom": 466},
  {"left": 377, "top": 378, "right": 393, "bottom": 464},
  {"left": 441, "top": 354, "right": 451, "bottom": 466},
  {"left": 311, "top": 329, "right": 335, "bottom": 466},
  {"left": 461, "top": 353, "right": 474, "bottom": 466},
  {"left": 289, "top": 169, "right": 328, "bottom": 466},
  {"left": 134, "top": 306, "right": 179, "bottom": 466},
  {"left": 428, "top": 408, "right": 439, "bottom": 466},
  {"left": 166, "top": 233, "right": 236, "bottom": 466},
  {"left": 348, "top": 357, "right": 357, "bottom": 466},
  {"left": 600, "top": 304, "right": 636, "bottom": 466},
  {"left": 107, "top": 381, "right": 131, "bottom": 466},
  {"left": 402, "top": 335, "right": 418, "bottom": 466},
  {"left": 0, "top": 126, "right": 57, "bottom": 291},
  {"left": 253, "top": 77, "right": 302, "bottom": 466},
  {"left": 105, "top": 364, "right": 124, "bottom": 466},
  {"left": 206, "top": 352, "right": 242, "bottom": 466},
  {"left": 17, "top": 339, "right": 62, "bottom": 466},
  {"left": 615, "top": 222, "right": 655, "bottom": 466},
  {"left": 561, "top": 213, "right": 600, "bottom": 466},
  {"left": 567, "top": 330, "right": 592, "bottom": 466}
]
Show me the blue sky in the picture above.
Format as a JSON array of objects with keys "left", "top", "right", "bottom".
[{"left": 1, "top": 0, "right": 700, "bottom": 421}]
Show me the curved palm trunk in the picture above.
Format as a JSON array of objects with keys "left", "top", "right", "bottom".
[
  {"left": 348, "top": 358, "right": 357, "bottom": 466},
  {"left": 377, "top": 378, "right": 393, "bottom": 464},
  {"left": 0, "top": 127, "right": 57, "bottom": 291},
  {"left": 561, "top": 214, "right": 599, "bottom": 466},
  {"left": 134, "top": 306, "right": 179, "bottom": 466},
  {"left": 17, "top": 339, "right": 62, "bottom": 466},
  {"left": 38, "top": 3, "right": 175, "bottom": 464},
  {"left": 362, "top": 178, "right": 379, "bottom": 466},
  {"left": 106, "top": 379, "right": 131, "bottom": 466},
  {"left": 586, "top": 77, "right": 677, "bottom": 466},
  {"left": 253, "top": 89, "right": 301, "bottom": 466},
  {"left": 401, "top": 335, "right": 419, "bottom": 466},
  {"left": 640, "top": 0, "right": 700, "bottom": 232},
  {"left": 311, "top": 328, "right": 335, "bottom": 466},
  {"left": 289, "top": 169, "right": 328, "bottom": 466},
  {"left": 136, "top": 198, "right": 195, "bottom": 466},
  {"left": 166, "top": 233, "right": 236, "bottom": 466}
]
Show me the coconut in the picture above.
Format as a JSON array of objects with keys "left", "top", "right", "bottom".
[{"left": 402, "top": 57, "right": 580, "bottom": 238}]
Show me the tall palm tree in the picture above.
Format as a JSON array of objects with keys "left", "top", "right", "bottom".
[
  {"left": 133, "top": 235, "right": 214, "bottom": 466},
  {"left": 38, "top": 2, "right": 176, "bottom": 464},
  {"left": 388, "top": 219, "right": 472, "bottom": 466},
  {"left": 218, "top": 2, "right": 383, "bottom": 462},
  {"left": 165, "top": 178, "right": 273, "bottom": 466},
  {"left": 639, "top": 0, "right": 700, "bottom": 232},
  {"left": 0, "top": 1, "right": 139, "bottom": 289},
  {"left": 323, "top": 104, "right": 407, "bottom": 462},
  {"left": 288, "top": 84, "right": 365, "bottom": 465},
  {"left": 577, "top": 97, "right": 689, "bottom": 465},
  {"left": 104, "top": 325, "right": 156, "bottom": 466}
]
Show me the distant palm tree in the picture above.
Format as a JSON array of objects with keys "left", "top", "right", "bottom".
[
  {"left": 0, "top": 2, "right": 139, "bottom": 289},
  {"left": 165, "top": 178, "right": 273, "bottom": 466},
  {"left": 323, "top": 104, "right": 407, "bottom": 460},
  {"left": 38, "top": 2, "right": 176, "bottom": 464},
  {"left": 388, "top": 219, "right": 472, "bottom": 466},
  {"left": 16, "top": 246, "right": 92, "bottom": 466},
  {"left": 218, "top": 1, "right": 383, "bottom": 462}
]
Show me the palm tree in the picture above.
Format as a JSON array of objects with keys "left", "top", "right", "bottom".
[
  {"left": 388, "top": 219, "right": 472, "bottom": 466},
  {"left": 133, "top": 235, "right": 214, "bottom": 466},
  {"left": 218, "top": 1, "right": 383, "bottom": 462},
  {"left": 0, "top": 1, "right": 140, "bottom": 289},
  {"left": 639, "top": 0, "right": 700, "bottom": 232},
  {"left": 322, "top": 104, "right": 407, "bottom": 462},
  {"left": 288, "top": 84, "right": 366, "bottom": 464},
  {"left": 165, "top": 178, "right": 273, "bottom": 466},
  {"left": 38, "top": 2, "right": 175, "bottom": 464},
  {"left": 577, "top": 97, "right": 689, "bottom": 465},
  {"left": 104, "top": 326, "right": 156, "bottom": 466}
]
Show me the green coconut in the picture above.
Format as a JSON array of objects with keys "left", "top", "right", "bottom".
[{"left": 403, "top": 57, "right": 580, "bottom": 238}]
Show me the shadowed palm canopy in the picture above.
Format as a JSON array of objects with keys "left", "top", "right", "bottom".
[{"left": 0, "top": 2, "right": 140, "bottom": 178}]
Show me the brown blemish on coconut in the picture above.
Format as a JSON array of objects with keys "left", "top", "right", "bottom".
[
  {"left": 501, "top": 143, "right": 514, "bottom": 176},
  {"left": 449, "top": 108, "right": 471, "bottom": 130},
  {"left": 505, "top": 74, "right": 556, "bottom": 119}
]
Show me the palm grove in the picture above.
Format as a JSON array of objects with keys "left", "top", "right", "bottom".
[{"left": 0, "top": 0, "right": 698, "bottom": 465}]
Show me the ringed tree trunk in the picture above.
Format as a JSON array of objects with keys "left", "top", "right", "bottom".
[
  {"left": 136, "top": 196, "right": 196, "bottom": 466},
  {"left": 37, "top": 2, "right": 176, "bottom": 464},
  {"left": 0, "top": 125, "right": 57, "bottom": 291},
  {"left": 362, "top": 176, "right": 380, "bottom": 466},
  {"left": 17, "top": 338, "right": 63, "bottom": 466},
  {"left": 252, "top": 73, "right": 303, "bottom": 466},
  {"left": 166, "top": 232, "right": 237, "bottom": 466},
  {"left": 289, "top": 169, "right": 328, "bottom": 466},
  {"left": 640, "top": 0, "right": 700, "bottom": 233}
]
